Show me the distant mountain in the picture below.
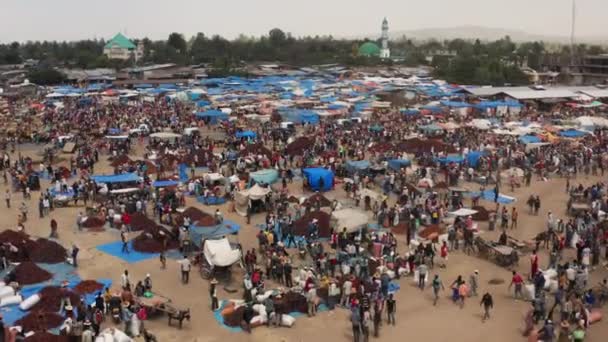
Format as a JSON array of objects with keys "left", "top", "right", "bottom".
[{"left": 359, "top": 25, "right": 607, "bottom": 45}]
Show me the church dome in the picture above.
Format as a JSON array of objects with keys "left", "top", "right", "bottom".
[{"left": 358, "top": 42, "right": 381, "bottom": 57}]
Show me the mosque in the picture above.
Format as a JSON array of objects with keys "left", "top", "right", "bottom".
[{"left": 358, "top": 18, "right": 390, "bottom": 59}]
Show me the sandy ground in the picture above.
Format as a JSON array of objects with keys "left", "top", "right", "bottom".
[{"left": 3, "top": 142, "right": 608, "bottom": 342}]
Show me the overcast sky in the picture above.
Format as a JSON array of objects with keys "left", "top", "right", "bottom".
[{"left": 1, "top": 0, "right": 604, "bottom": 43}]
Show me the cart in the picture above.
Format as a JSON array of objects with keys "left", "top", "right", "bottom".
[
  {"left": 135, "top": 292, "right": 190, "bottom": 328},
  {"left": 474, "top": 237, "right": 519, "bottom": 268}
]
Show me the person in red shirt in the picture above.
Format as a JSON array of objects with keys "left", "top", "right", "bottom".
[
  {"left": 121, "top": 212, "right": 131, "bottom": 231},
  {"left": 509, "top": 271, "right": 524, "bottom": 300},
  {"left": 440, "top": 241, "right": 449, "bottom": 268}
]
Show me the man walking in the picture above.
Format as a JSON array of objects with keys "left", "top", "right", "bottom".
[
  {"left": 386, "top": 294, "right": 396, "bottom": 325},
  {"left": 469, "top": 270, "right": 479, "bottom": 297},
  {"left": 509, "top": 270, "right": 524, "bottom": 300},
  {"left": 480, "top": 292, "right": 494, "bottom": 322},
  {"left": 179, "top": 255, "right": 191, "bottom": 284},
  {"left": 121, "top": 230, "right": 129, "bottom": 254},
  {"left": 432, "top": 274, "right": 445, "bottom": 306},
  {"left": 418, "top": 263, "right": 428, "bottom": 290},
  {"left": 351, "top": 307, "right": 361, "bottom": 342}
]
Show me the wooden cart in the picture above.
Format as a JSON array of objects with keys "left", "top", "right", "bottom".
[
  {"left": 474, "top": 237, "right": 519, "bottom": 268},
  {"left": 135, "top": 293, "right": 191, "bottom": 328}
]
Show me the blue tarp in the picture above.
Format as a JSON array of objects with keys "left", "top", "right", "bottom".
[
  {"left": 196, "top": 196, "right": 227, "bottom": 205},
  {"left": 388, "top": 159, "right": 411, "bottom": 170},
  {"left": 435, "top": 155, "right": 465, "bottom": 164},
  {"left": 345, "top": 160, "right": 371, "bottom": 174},
  {"left": 91, "top": 173, "right": 140, "bottom": 184},
  {"left": 178, "top": 163, "right": 189, "bottom": 182},
  {"left": 96, "top": 240, "right": 160, "bottom": 263},
  {"left": 49, "top": 188, "right": 75, "bottom": 199},
  {"left": 153, "top": 180, "right": 179, "bottom": 187},
  {"left": 475, "top": 100, "right": 523, "bottom": 109},
  {"left": 249, "top": 169, "right": 279, "bottom": 184},
  {"left": 235, "top": 130, "right": 257, "bottom": 139},
  {"left": 519, "top": 135, "right": 541, "bottom": 144},
  {"left": 401, "top": 108, "right": 420, "bottom": 116},
  {"left": 302, "top": 168, "right": 334, "bottom": 191},
  {"left": 440, "top": 101, "right": 471, "bottom": 108},
  {"left": 466, "top": 151, "right": 487, "bottom": 168},
  {"left": 559, "top": 129, "right": 587, "bottom": 138},
  {"left": 196, "top": 100, "right": 210, "bottom": 107},
  {"left": 189, "top": 220, "right": 241, "bottom": 247},
  {"left": 195, "top": 110, "right": 229, "bottom": 124},
  {"left": 466, "top": 190, "right": 516, "bottom": 204}
]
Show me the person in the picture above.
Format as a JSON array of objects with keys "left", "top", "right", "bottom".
[
  {"left": 458, "top": 281, "right": 468, "bottom": 309},
  {"left": 19, "top": 202, "right": 28, "bottom": 221},
  {"left": 143, "top": 274, "right": 152, "bottom": 291},
  {"left": 511, "top": 207, "right": 518, "bottom": 229},
  {"left": 50, "top": 218, "right": 58, "bottom": 238},
  {"left": 5, "top": 189, "right": 10, "bottom": 208},
  {"left": 341, "top": 276, "right": 353, "bottom": 307},
  {"left": 440, "top": 241, "right": 448, "bottom": 268},
  {"left": 531, "top": 250, "right": 539, "bottom": 279},
  {"left": 121, "top": 270, "right": 130, "bottom": 290},
  {"left": 372, "top": 304, "right": 381, "bottom": 338},
  {"left": 179, "top": 255, "right": 191, "bottom": 284},
  {"left": 417, "top": 263, "right": 428, "bottom": 290},
  {"left": 71, "top": 245, "right": 79, "bottom": 267},
  {"left": 386, "top": 293, "right": 396, "bottom": 325},
  {"left": 351, "top": 307, "right": 361, "bottom": 342},
  {"left": 480, "top": 292, "right": 494, "bottom": 322},
  {"left": 361, "top": 309, "right": 371, "bottom": 342},
  {"left": 159, "top": 251, "right": 166, "bottom": 269},
  {"left": 509, "top": 270, "right": 524, "bottom": 300},
  {"left": 121, "top": 230, "right": 129, "bottom": 254},
  {"left": 432, "top": 274, "right": 445, "bottom": 306},
  {"left": 214, "top": 209, "right": 223, "bottom": 224},
  {"left": 469, "top": 270, "right": 479, "bottom": 297},
  {"left": 76, "top": 212, "right": 83, "bottom": 231},
  {"left": 306, "top": 285, "right": 317, "bottom": 317},
  {"left": 538, "top": 319, "right": 555, "bottom": 342},
  {"left": 210, "top": 278, "right": 219, "bottom": 311}
]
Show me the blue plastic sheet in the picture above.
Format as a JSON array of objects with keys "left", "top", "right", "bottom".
[
  {"left": 152, "top": 180, "right": 179, "bottom": 188},
  {"left": 249, "top": 169, "right": 279, "bottom": 184},
  {"left": 96, "top": 241, "right": 160, "bottom": 263},
  {"left": 189, "top": 220, "right": 241, "bottom": 247},
  {"left": 519, "top": 135, "right": 541, "bottom": 144},
  {"left": 559, "top": 129, "right": 587, "bottom": 138},
  {"left": 435, "top": 155, "right": 465, "bottom": 164},
  {"left": 91, "top": 173, "right": 140, "bottom": 184},
  {"left": 196, "top": 196, "right": 227, "bottom": 205},
  {"left": 465, "top": 190, "right": 515, "bottom": 204},
  {"left": 466, "top": 151, "right": 486, "bottom": 168},
  {"left": 387, "top": 159, "right": 411, "bottom": 170},
  {"left": 302, "top": 168, "right": 334, "bottom": 191},
  {"left": 235, "top": 131, "right": 256, "bottom": 139}
]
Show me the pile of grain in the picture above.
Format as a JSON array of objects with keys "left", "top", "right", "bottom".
[
  {"left": 30, "top": 239, "right": 67, "bottom": 264},
  {"left": 285, "top": 137, "right": 313, "bottom": 156},
  {"left": 293, "top": 211, "right": 331, "bottom": 238},
  {"left": 130, "top": 212, "right": 156, "bottom": 231},
  {"left": 16, "top": 312, "right": 64, "bottom": 332},
  {"left": 73, "top": 280, "right": 104, "bottom": 294},
  {"left": 24, "top": 331, "right": 68, "bottom": 342},
  {"left": 82, "top": 216, "right": 105, "bottom": 228},
  {"left": 13, "top": 262, "right": 52, "bottom": 285},
  {"left": 30, "top": 286, "right": 81, "bottom": 312}
]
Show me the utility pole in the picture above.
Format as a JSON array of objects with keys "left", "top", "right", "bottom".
[{"left": 570, "top": 0, "right": 576, "bottom": 65}]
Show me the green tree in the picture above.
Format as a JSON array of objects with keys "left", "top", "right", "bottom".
[
  {"left": 167, "top": 33, "right": 187, "bottom": 54},
  {"left": 28, "top": 68, "right": 66, "bottom": 85}
]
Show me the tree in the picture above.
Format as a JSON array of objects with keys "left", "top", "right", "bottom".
[
  {"left": 269, "top": 28, "right": 286, "bottom": 46},
  {"left": 27, "top": 68, "right": 66, "bottom": 85},
  {"left": 167, "top": 33, "right": 187, "bottom": 54}
]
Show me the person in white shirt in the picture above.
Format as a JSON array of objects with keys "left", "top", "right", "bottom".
[
  {"left": 179, "top": 256, "right": 191, "bottom": 284},
  {"left": 121, "top": 270, "right": 130, "bottom": 290},
  {"left": 341, "top": 278, "right": 352, "bottom": 306}
]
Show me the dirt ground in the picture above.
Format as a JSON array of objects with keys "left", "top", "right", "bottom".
[{"left": 4, "top": 142, "right": 607, "bottom": 342}]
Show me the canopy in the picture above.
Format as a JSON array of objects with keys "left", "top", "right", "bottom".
[
  {"left": 91, "top": 173, "right": 140, "bottom": 184},
  {"left": 519, "top": 135, "right": 541, "bottom": 144},
  {"left": 558, "top": 129, "right": 587, "bottom": 138},
  {"left": 331, "top": 208, "right": 369, "bottom": 233},
  {"left": 345, "top": 160, "right": 371, "bottom": 174},
  {"left": 466, "top": 151, "right": 487, "bottom": 168},
  {"left": 249, "top": 169, "right": 279, "bottom": 185},
  {"left": 449, "top": 208, "right": 479, "bottom": 217},
  {"left": 466, "top": 190, "right": 516, "bottom": 204},
  {"left": 236, "top": 130, "right": 257, "bottom": 139},
  {"left": 246, "top": 184, "right": 272, "bottom": 200},
  {"left": 387, "top": 159, "right": 411, "bottom": 171},
  {"left": 203, "top": 237, "right": 241, "bottom": 267},
  {"left": 195, "top": 110, "right": 229, "bottom": 123},
  {"left": 435, "top": 155, "right": 465, "bottom": 164},
  {"left": 152, "top": 180, "right": 179, "bottom": 188},
  {"left": 150, "top": 132, "right": 182, "bottom": 140},
  {"left": 302, "top": 168, "right": 334, "bottom": 191}
]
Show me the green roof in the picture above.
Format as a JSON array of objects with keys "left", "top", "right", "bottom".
[
  {"left": 104, "top": 33, "right": 136, "bottom": 50},
  {"left": 358, "top": 42, "right": 380, "bottom": 57}
]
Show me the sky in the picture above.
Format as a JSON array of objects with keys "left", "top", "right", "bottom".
[{"left": 1, "top": 0, "right": 605, "bottom": 43}]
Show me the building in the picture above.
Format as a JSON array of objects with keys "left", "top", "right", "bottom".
[
  {"left": 103, "top": 33, "right": 144, "bottom": 61},
  {"left": 380, "top": 18, "right": 390, "bottom": 59},
  {"left": 570, "top": 55, "right": 608, "bottom": 85},
  {"left": 358, "top": 42, "right": 381, "bottom": 58}
]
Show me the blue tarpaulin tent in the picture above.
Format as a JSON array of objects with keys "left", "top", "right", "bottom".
[
  {"left": 388, "top": 159, "right": 411, "bottom": 171},
  {"left": 345, "top": 160, "right": 371, "bottom": 174},
  {"left": 401, "top": 108, "right": 420, "bottom": 116},
  {"left": 249, "top": 169, "right": 279, "bottom": 184},
  {"left": 466, "top": 151, "right": 487, "bottom": 168},
  {"left": 236, "top": 131, "right": 257, "bottom": 139},
  {"left": 440, "top": 101, "right": 471, "bottom": 108},
  {"left": 302, "top": 168, "right": 334, "bottom": 191},
  {"left": 195, "top": 110, "right": 229, "bottom": 124},
  {"left": 196, "top": 100, "right": 211, "bottom": 107},
  {"left": 91, "top": 173, "right": 140, "bottom": 184},
  {"left": 559, "top": 129, "right": 587, "bottom": 138},
  {"left": 519, "top": 135, "right": 541, "bottom": 144},
  {"left": 189, "top": 220, "right": 241, "bottom": 247},
  {"left": 435, "top": 155, "right": 465, "bottom": 164},
  {"left": 153, "top": 180, "right": 179, "bottom": 187},
  {"left": 466, "top": 190, "right": 516, "bottom": 204}
]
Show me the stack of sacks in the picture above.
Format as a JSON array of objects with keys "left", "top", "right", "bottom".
[
  {"left": 251, "top": 303, "right": 268, "bottom": 326},
  {"left": 255, "top": 290, "right": 273, "bottom": 303},
  {"left": 542, "top": 269, "right": 559, "bottom": 293},
  {"left": 523, "top": 284, "right": 535, "bottom": 301},
  {"left": 0, "top": 284, "right": 21, "bottom": 307}
]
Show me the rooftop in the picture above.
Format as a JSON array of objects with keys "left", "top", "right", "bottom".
[{"left": 104, "top": 33, "right": 136, "bottom": 50}]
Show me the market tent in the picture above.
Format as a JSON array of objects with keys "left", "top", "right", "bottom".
[
  {"left": 302, "top": 168, "right": 334, "bottom": 191},
  {"left": 152, "top": 180, "right": 179, "bottom": 187},
  {"left": 331, "top": 208, "right": 369, "bottom": 233},
  {"left": 435, "top": 155, "right": 465, "bottom": 164},
  {"left": 247, "top": 184, "right": 272, "bottom": 200},
  {"left": 91, "top": 173, "right": 140, "bottom": 184},
  {"left": 558, "top": 129, "right": 588, "bottom": 138},
  {"left": 345, "top": 160, "right": 371, "bottom": 174},
  {"left": 235, "top": 130, "right": 257, "bottom": 139},
  {"left": 203, "top": 237, "right": 242, "bottom": 267},
  {"left": 466, "top": 190, "right": 516, "bottom": 204},
  {"left": 249, "top": 169, "right": 279, "bottom": 184},
  {"left": 387, "top": 159, "right": 411, "bottom": 171},
  {"left": 234, "top": 184, "right": 272, "bottom": 216},
  {"left": 466, "top": 151, "right": 487, "bottom": 168},
  {"left": 519, "top": 135, "right": 541, "bottom": 144},
  {"left": 150, "top": 132, "right": 182, "bottom": 140},
  {"left": 195, "top": 110, "right": 229, "bottom": 124},
  {"left": 449, "top": 208, "right": 479, "bottom": 217}
]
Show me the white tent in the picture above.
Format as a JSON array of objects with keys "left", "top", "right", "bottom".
[
  {"left": 150, "top": 132, "right": 182, "bottom": 140},
  {"left": 203, "top": 238, "right": 241, "bottom": 267},
  {"left": 468, "top": 119, "right": 492, "bottom": 130},
  {"left": 449, "top": 208, "right": 478, "bottom": 217},
  {"left": 234, "top": 184, "right": 272, "bottom": 216},
  {"left": 331, "top": 208, "right": 369, "bottom": 233}
]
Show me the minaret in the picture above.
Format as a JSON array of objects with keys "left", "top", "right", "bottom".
[{"left": 380, "top": 17, "right": 390, "bottom": 59}]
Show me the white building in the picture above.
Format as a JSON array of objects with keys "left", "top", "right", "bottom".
[
  {"left": 379, "top": 18, "right": 390, "bottom": 59},
  {"left": 103, "top": 33, "right": 144, "bottom": 61}
]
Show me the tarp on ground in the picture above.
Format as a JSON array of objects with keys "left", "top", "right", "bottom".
[
  {"left": 387, "top": 159, "right": 411, "bottom": 170},
  {"left": 331, "top": 208, "right": 369, "bottom": 233},
  {"left": 152, "top": 180, "right": 179, "bottom": 187},
  {"left": 345, "top": 160, "right": 371, "bottom": 174},
  {"left": 558, "top": 129, "right": 588, "bottom": 138},
  {"left": 91, "top": 173, "right": 140, "bottom": 184},
  {"left": 235, "top": 130, "right": 257, "bottom": 139},
  {"left": 249, "top": 169, "right": 279, "bottom": 185},
  {"left": 190, "top": 220, "right": 241, "bottom": 247},
  {"left": 203, "top": 237, "right": 242, "bottom": 267},
  {"left": 302, "top": 168, "right": 334, "bottom": 191},
  {"left": 519, "top": 135, "right": 542, "bottom": 144},
  {"left": 466, "top": 151, "right": 487, "bottom": 168}
]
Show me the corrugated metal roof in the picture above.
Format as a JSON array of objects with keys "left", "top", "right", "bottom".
[
  {"left": 578, "top": 89, "right": 608, "bottom": 98},
  {"left": 503, "top": 89, "right": 578, "bottom": 100}
]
